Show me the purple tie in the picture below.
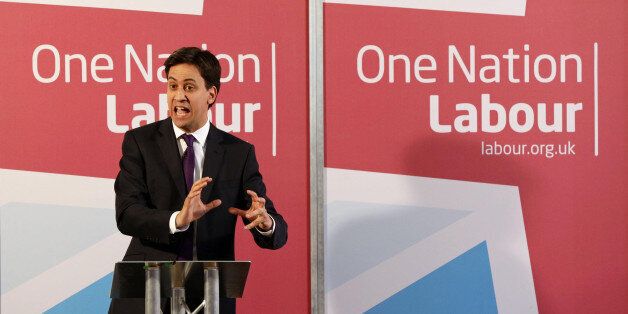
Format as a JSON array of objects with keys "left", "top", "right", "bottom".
[
  {"left": 181, "top": 134, "right": 196, "bottom": 192},
  {"left": 178, "top": 134, "right": 196, "bottom": 260}
]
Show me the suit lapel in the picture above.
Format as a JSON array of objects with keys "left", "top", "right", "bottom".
[
  {"left": 157, "top": 119, "right": 187, "bottom": 199},
  {"left": 202, "top": 123, "right": 225, "bottom": 199}
]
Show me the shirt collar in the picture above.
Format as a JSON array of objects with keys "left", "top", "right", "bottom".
[{"left": 172, "top": 119, "right": 211, "bottom": 148}]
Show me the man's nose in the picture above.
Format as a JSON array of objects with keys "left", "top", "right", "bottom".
[{"left": 174, "top": 88, "right": 187, "bottom": 101}]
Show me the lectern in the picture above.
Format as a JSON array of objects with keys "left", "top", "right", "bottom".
[{"left": 110, "top": 261, "right": 250, "bottom": 314}]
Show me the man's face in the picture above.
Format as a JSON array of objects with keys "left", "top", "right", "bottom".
[{"left": 167, "top": 63, "right": 217, "bottom": 133}]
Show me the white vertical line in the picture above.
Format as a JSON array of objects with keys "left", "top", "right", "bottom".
[
  {"left": 272, "top": 42, "right": 277, "bottom": 156},
  {"left": 594, "top": 42, "right": 599, "bottom": 156}
]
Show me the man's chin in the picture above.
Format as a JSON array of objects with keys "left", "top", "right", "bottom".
[{"left": 173, "top": 119, "right": 191, "bottom": 131}]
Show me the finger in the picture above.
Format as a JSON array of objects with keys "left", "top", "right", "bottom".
[
  {"left": 228, "top": 207, "right": 248, "bottom": 217},
  {"left": 257, "top": 197, "right": 266, "bottom": 206},
  {"left": 192, "top": 177, "right": 213, "bottom": 185},
  {"left": 246, "top": 190, "right": 259, "bottom": 202},
  {"left": 204, "top": 199, "right": 221, "bottom": 210},
  {"left": 190, "top": 181, "right": 208, "bottom": 192},
  {"left": 245, "top": 207, "right": 267, "bottom": 219},
  {"left": 244, "top": 216, "right": 264, "bottom": 230},
  {"left": 191, "top": 177, "right": 211, "bottom": 192},
  {"left": 193, "top": 177, "right": 212, "bottom": 186},
  {"left": 187, "top": 190, "right": 202, "bottom": 199}
]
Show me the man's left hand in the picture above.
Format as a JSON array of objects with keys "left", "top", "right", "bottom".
[{"left": 228, "top": 190, "right": 273, "bottom": 231}]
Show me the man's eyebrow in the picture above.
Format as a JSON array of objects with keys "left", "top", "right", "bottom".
[{"left": 167, "top": 77, "right": 198, "bottom": 83}]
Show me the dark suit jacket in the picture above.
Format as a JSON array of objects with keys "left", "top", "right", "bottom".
[{"left": 110, "top": 118, "right": 287, "bottom": 313}]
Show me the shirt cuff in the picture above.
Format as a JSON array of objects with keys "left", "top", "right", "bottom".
[
  {"left": 255, "top": 215, "right": 275, "bottom": 237},
  {"left": 169, "top": 211, "right": 189, "bottom": 234}
]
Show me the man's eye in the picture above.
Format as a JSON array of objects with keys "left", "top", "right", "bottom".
[
  {"left": 184, "top": 85, "right": 195, "bottom": 92},
  {"left": 169, "top": 84, "right": 177, "bottom": 90}
]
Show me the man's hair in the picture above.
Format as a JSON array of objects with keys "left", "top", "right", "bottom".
[{"left": 164, "top": 47, "right": 221, "bottom": 93}]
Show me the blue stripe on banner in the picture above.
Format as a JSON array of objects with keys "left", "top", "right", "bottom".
[
  {"left": 366, "top": 241, "right": 497, "bottom": 314},
  {"left": 44, "top": 272, "right": 113, "bottom": 314}
]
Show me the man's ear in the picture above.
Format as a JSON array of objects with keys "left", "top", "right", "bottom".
[{"left": 207, "top": 86, "right": 217, "bottom": 106}]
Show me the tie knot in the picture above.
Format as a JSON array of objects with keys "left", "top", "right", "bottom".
[{"left": 181, "top": 134, "right": 195, "bottom": 147}]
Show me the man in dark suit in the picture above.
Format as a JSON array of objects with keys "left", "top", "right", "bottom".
[{"left": 109, "top": 47, "right": 287, "bottom": 313}]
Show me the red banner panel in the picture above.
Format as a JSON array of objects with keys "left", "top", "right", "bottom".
[
  {"left": 325, "top": 1, "right": 627, "bottom": 313},
  {"left": 0, "top": 1, "right": 309, "bottom": 313}
]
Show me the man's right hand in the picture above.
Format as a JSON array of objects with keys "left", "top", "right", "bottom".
[{"left": 175, "top": 177, "right": 222, "bottom": 228}]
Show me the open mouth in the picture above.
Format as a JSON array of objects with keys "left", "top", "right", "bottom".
[{"left": 174, "top": 106, "right": 191, "bottom": 116}]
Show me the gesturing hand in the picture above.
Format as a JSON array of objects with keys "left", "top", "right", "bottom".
[
  {"left": 175, "top": 177, "right": 221, "bottom": 228},
  {"left": 228, "top": 190, "right": 273, "bottom": 231}
]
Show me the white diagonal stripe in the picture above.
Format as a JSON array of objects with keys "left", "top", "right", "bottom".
[
  {"left": 1, "top": 233, "right": 130, "bottom": 313},
  {"left": 324, "top": 0, "right": 527, "bottom": 16},
  {"left": 0, "top": 0, "right": 204, "bottom": 15},
  {"left": 0, "top": 169, "right": 114, "bottom": 209}
]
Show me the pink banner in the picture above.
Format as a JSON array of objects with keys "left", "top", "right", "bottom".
[
  {"left": 325, "top": 1, "right": 627, "bottom": 312},
  {"left": 0, "top": 1, "right": 309, "bottom": 313}
]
